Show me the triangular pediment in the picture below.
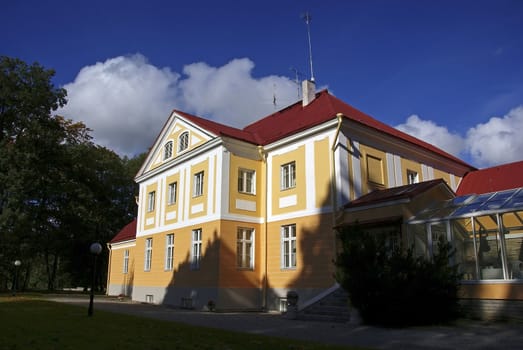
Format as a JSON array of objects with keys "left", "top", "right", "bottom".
[{"left": 136, "top": 111, "right": 218, "bottom": 178}]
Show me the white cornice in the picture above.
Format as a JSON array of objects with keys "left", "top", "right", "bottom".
[
  {"left": 135, "top": 138, "right": 223, "bottom": 183},
  {"left": 263, "top": 118, "right": 338, "bottom": 151}
]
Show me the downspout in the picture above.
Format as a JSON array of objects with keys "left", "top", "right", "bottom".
[
  {"left": 258, "top": 145, "right": 268, "bottom": 310},
  {"left": 331, "top": 113, "right": 344, "bottom": 237},
  {"left": 106, "top": 243, "right": 112, "bottom": 295}
]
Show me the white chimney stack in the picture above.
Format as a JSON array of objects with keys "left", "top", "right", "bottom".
[{"left": 302, "top": 79, "right": 316, "bottom": 107}]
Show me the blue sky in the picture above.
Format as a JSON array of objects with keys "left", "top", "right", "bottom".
[{"left": 3, "top": 0, "right": 523, "bottom": 168}]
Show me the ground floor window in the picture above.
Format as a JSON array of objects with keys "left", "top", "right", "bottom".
[
  {"left": 281, "top": 224, "right": 296, "bottom": 269},
  {"left": 237, "top": 227, "right": 254, "bottom": 269},
  {"left": 144, "top": 238, "right": 153, "bottom": 271},
  {"left": 191, "top": 229, "right": 202, "bottom": 269}
]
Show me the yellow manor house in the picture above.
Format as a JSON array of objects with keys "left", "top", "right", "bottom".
[{"left": 106, "top": 80, "right": 523, "bottom": 318}]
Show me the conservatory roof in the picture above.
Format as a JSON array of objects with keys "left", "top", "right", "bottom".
[{"left": 408, "top": 187, "right": 523, "bottom": 224}]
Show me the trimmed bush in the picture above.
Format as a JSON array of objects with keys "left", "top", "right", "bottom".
[{"left": 334, "top": 224, "right": 462, "bottom": 327}]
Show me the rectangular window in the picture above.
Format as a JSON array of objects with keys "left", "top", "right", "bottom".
[
  {"left": 280, "top": 162, "right": 296, "bottom": 190},
  {"left": 367, "top": 155, "right": 384, "bottom": 185},
  {"left": 123, "top": 249, "right": 129, "bottom": 274},
  {"left": 407, "top": 170, "right": 419, "bottom": 185},
  {"left": 237, "top": 228, "right": 254, "bottom": 269},
  {"left": 238, "top": 169, "right": 256, "bottom": 194},
  {"left": 144, "top": 238, "right": 153, "bottom": 271},
  {"left": 147, "top": 191, "right": 155, "bottom": 212},
  {"left": 165, "top": 234, "right": 174, "bottom": 271},
  {"left": 193, "top": 171, "right": 204, "bottom": 197},
  {"left": 168, "top": 182, "right": 177, "bottom": 205},
  {"left": 281, "top": 224, "right": 297, "bottom": 269},
  {"left": 191, "top": 229, "right": 202, "bottom": 269}
]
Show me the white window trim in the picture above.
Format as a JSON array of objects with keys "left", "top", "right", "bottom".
[
  {"left": 191, "top": 229, "right": 202, "bottom": 270},
  {"left": 144, "top": 238, "right": 153, "bottom": 272},
  {"left": 281, "top": 224, "right": 297, "bottom": 269},
  {"left": 123, "top": 249, "right": 129, "bottom": 274},
  {"left": 407, "top": 169, "right": 419, "bottom": 185},
  {"left": 168, "top": 182, "right": 177, "bottom": 205},
  {"left": 238, "top": 168, "right": 256, "bottom": 195},
  {"left": 163, "top": 140, "right": 173, "bottom": 160},
  {"left": 178, "top": 131, "right": 189, "bottom": 152},
  {"left": 237, "top": 227, "right": 254, "bottom": 269},
  {"left": 165, "top": 234, "right": 174, "bottom": 271},
  {"left": 147, "top": 191, "right": 155, "bottom": 212},
  {"left": 280, "top": 162, "right": 296, "bottom": 190},
  {"left": 193, "top": 171, "right": 204, "bottom": 197}
]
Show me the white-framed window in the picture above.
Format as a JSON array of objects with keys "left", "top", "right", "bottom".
[
  {"left": 168, "top": 182, "right": 177, "bottom": 205},
  {"left": 237, "top": 227, "right": 254, "bottom": 269},
  {"left": 163, "top": 140, "right": 173, "bottom": 160},
  {"left": 280, "top": 161, "right": 296, "bottom": 190},
  {"left": 123, "top": 249, "right": 129, "bottom": 274},
  {"left": 165, "top": 234, "right": 174, "bottom": 271},
  {"left": 238, "top": 168, "right": 255, "bottom": 194},
  {"left": 191, "top": 229, "right": 202, "bottom": 270},
  {"left": 407, "top": 170, "right": 419, "bottom": 185},
  {"left": 193, "top": 171, "right": 204, "bottom": 197},
  {"left": 147, "top": 191, "right": 155, "bottom": 212},
  {"left": 144, "top": 238, "right": 153, "bottom": 271},
  {"left": 178, "top": 131, "right": 189, "bottom": 152},
  {"left": 281, "top": 224, "right": 297, "bottom": 269}
]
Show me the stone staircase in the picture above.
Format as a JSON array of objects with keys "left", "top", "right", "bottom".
[{"left": 296, "top": 287, "right": 351, "bottom": 322}]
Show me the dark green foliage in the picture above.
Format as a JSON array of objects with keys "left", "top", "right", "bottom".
[
  {"left": 335, "top": 224, "right": 462, "bottom": 327},
  {"left": 0, "top": 56, "right": 143, "bottom": 291}
]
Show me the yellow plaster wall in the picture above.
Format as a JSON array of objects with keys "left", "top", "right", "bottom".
[
  {"left": 108, "top": 245, "right": 136, "bottom": 289},
  {"left": 459, "top": 283, "right": 523, "bottom": 300},
  {"left": 143, "top": 183, "right": 158, "bottom": 230},
  {"left": 401, "top": 158, "right": 423, "bottom": 184},
  {"left": 217, "top": 220, "right": 263, "bottom": 288},
  {"left": 164, "top": 173, "right": 180, "bottom": 225},
  {"left": 266, "top": 213, "right": 336, "bottom": 289},
  {"left": 188, "top": 159, "right": 209, "bottom": 219},
  {"left": 147, "top": 123, "right": 209, "bottom": 171},
  {"left": 133, "top": 221, "right": 221, "bottom": 288},
  {"left": 228, "top": 154, "right": 263, "bottom": 217},
  {"left": 271, "top": 146, "right": 306, "bottom": 215},
  {"left": 314, "top": 137, "right": 332, "bottom": 208},
  {"left": 433, "top": 168, "right": 451, "bottom": 186},
  {"left": 359, "top": 144, "right": 388, "bottom": 194}
]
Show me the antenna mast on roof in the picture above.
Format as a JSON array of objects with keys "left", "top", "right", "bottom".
[
  {"left": 290, "top": 67, "right": 302, "bottom": 98},
  {"left": 302, "top": 12, "right": 315, "bottom": 82}
]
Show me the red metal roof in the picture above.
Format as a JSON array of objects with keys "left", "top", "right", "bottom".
[
  {"left": 178, "top": 90, "right": 472, "bottom": 169},
  {"left": 344, "top": 179, "right": 450, "bottom": 209},
  {"left": 456, "top": 160, "right": 523, "bottom": 196},
  {"left": 110, "top": 219, "right": 137, "bottom": 244},
  {"left": 174, "top": 109, "right": 258, "bottom": 144},
  {"left": 245, "top": 90, "right": 471, "bottom": 168}
]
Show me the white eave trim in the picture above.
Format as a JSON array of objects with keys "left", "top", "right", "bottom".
[
  {"left": 263, "top": 118, "right": 338, "bottom": 151},
  {"left": 135, "top": 137, "right": 223, "bottom": 183},
  {"left": 344, "top": 198, "right": 411, "bottom": 213}
]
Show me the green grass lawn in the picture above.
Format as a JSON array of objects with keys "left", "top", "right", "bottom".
[{"left": 0, "top": 296, "right": 364, "bottom": 350}]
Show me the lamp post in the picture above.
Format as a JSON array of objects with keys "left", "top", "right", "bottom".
[
  {"left": 12, "top": 260, "right": 21, "bottom": 296},
  {"left": 88, "top": 242, "right": 103, "bottom": 317}
]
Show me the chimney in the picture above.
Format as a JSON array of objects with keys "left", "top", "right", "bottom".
[{"left": 302, "top": 79, "right": 316, "bottom": 107}]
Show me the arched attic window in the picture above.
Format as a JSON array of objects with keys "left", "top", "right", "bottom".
[
  {"left": 178, "top": 131, "right": 189, "bottom": 152},
  {"left": 163, "top": 140, "right": 173, "bottom": 160}
]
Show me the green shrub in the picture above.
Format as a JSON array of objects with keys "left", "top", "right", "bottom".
[{"left": 334, "top": 224, "right": 462, "bottom": 327}]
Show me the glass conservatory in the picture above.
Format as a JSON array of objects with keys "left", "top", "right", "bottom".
[{"left": 407, "top": 188, "right": 523, "bottom": 281}]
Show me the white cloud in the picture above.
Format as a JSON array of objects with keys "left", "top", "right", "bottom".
[
  {"left": 178, "top": 58, "right": 298, "bottom": 125},
  {"left": 60, "top": 54, "right": 180, "bottom": 156},
  {"left": 465, "top": 106, "right": 523, "bottom": 167},
  {"left": 59, "top": 55, "right": 298, "bottom": 156},
  {"left": 395, "top": 115, "right": 466, "bottom": 157}
]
